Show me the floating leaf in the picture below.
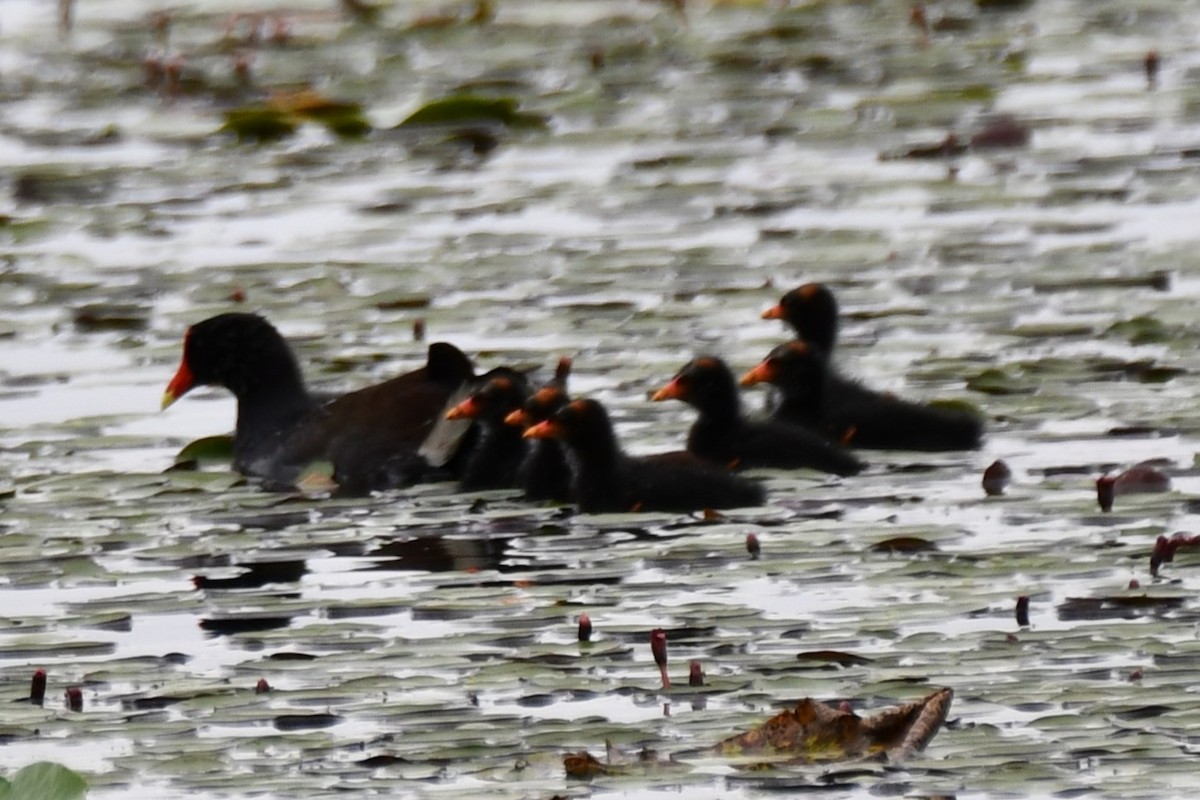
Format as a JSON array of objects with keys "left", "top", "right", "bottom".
[
  {"left": 72, "top": 303, "right": 148, "bottom": 332},
  {"left": 1104, "top": 315, "right": 1172, "bottom": 345},
  {"left": 965, "top": 368, "right": 1034, "bottom": 395},
  {"left": 713, "top": 688, "right": 953, "bottom": 763},
  {"left": 222, "top": 91, "right": 372, "bottom": 143},
  {"left": 396, "top": 95, "right": 547, "bottom": 130},
  {"left": 564, "top": 751, "right": 612, "bottom": 779},
  {"left": 1057, "top": 595, "right": 1185, "bottom": 622},
  {"left": 221, "top": 108, "right": 298, "bottom": 144},
  {"left": 796, "top": 650, "right": 874, "bottom": 667},
  {"left": 0, "top": 762, "right": 88, "bottom": 800},
  {"left": 173, "top": 435, "right": 234, "bottom": 466},
  {"left": 870, "top": 536, "right": 937, "bottom": 554}
]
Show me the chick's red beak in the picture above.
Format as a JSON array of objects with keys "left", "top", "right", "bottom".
[
  {"left": 523, "top": 420, "right": 563, "bottom": 440},
  {"left": 761, "top": 304, "right": 784, "bottom": 320},
  {"left": 651, "top": 378, "right": 686, "bottom": 402},
  {"left": 504, "top": 409, "right": 531, "bottom": 428},
  {"left": 446, "top": 396, "right": 480, "bottom": 420},
  {"left": 739, "top": 361, "right": 777, "bottom": 387}
]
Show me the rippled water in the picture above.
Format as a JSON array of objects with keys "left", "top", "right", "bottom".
[{"left": 4, "top": 0, "right": 1200, "bottom": 797}]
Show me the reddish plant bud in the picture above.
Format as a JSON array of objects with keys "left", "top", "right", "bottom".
[
  {"left": 1145, "top": 50, "right": 1160, "bottom": 88},
  {"left": 577, "top": 613, "right": 592, "bottom": 643},
  {"left": 1151, "top": 535, "right": 1171, "bottom": 577},
  {"left": 650, "top": 629, "right": 667, "bottom": 667},
  {"left": 65, "top": 686, "right": 83, "bottom": 712},
  {"left": 746, "top": 532, "right": 760, "bottom": 560},
  {"left": 255, "top": 678, "right": 271, "bottom": 694},
  {"left": 910, "top": 3, "right": 929, "bottom": 41},
  {"left": 688, "top": 660, "right": 703, "bottom": 687},
  {"left": 650, "top": 628, "right": 669, "bottom": 689},
  {"left": 1129, "top": 668, "right": 1144, "bottom": 681},
  {"left": 30, "top": 669, "right": 46, "bottom": 706},
  {"left": 1096, "top": 475, "right": 1116, "bottom": 512},
  {"left": 144, "top": 52, "right": 164, "bottom": 88},
  {"left": 1128, "top": 578, "right": 1140, "bottom": 590},
  {"left": 1015, "top": 595, "right": 1030, "bottom": 627},
  {"left": 982, "top": 459, "right": 1011, "bottom": 496}
]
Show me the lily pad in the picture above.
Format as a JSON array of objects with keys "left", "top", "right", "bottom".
[
  {"left": 173, "top": 436, "right": 234, "bottom": 466},
  {"left": 396, "top": 95, "right": 547, "bottom": 130},
  {"left": 0, "top": 763, "right": 87, "bottom": 800}
]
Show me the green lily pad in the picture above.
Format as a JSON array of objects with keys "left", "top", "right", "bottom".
[
  {"left": 965, "top": 368, "right": 1035, "bottom": 395},
  {"left": 0, "top": 763, "right": 88, "bottom": 800},
  {"left": 173, "top": 436, "right": 234, "bottom": 466},
  {"left": 1104, "top": 315, "right": 1172, "bottom": 345},
  {"left": 396, "top": 95, "right": 547, "bottom": 130},
  {"left": 220, "top": 108, "right": 299, "bottom": 143}
]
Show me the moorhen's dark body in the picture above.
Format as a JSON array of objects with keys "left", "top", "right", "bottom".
[
  {"left": 523, "top": 398, "right": 764, "bottom": 513},
  {"left": 162, "top": 312, "right": 476, "bottom": 492},
  {"left": 445, "top": 369, "right": 531, "bottom": 491},
  {"left": 741, "top": 341, "right": 983, "bottom": 452},
  {"left": 504, "top": 357, "right": 574, "bottom": 502},
  {"left": 653, "top": 356, "right": 864, "bottom": 476}
]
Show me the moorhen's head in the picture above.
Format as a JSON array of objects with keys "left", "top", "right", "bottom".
[
  {"left": 162, "top": 313, "right": 303, "bottom": 409},
  {"left": 446, "top": 369, "right": 530, "bottom": 423},
  {"left": 522, "top": 398, "right": 613, "bottom": 452},
  {"left": 504, "top": 357, "right": 572, "bottom": 429},
  {"left": 651, "top": 356, "right": 739, "bottom": 416},
  {"left": 425, "top": 342, "right": 476, "bottom": 388},
  {"left": 740, "top": 341, "right": 828, "bottom": 392},
  {"left": 761, "top": 282, "right": 839, "bottom": 352}
]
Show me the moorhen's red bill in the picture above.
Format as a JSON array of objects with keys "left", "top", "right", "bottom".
[
  {"left": 162, "top": 312, "right": 476, "bottom": 492},
  {"left": 652, "top": 356, "right": 864, "bottom": 476},
  {"left": 741, "top": 341, "right": 983, "bottom": 452},
  {"left": 523, "top": 398, "right": 764, "bottom": 513}
]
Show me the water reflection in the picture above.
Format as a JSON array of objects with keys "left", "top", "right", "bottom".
[
  {"left": 360, "top": 534, "right": 514, "bottom": 574},
  {"left": 193, "top": 559, "right": 307, "bottom": 590}
]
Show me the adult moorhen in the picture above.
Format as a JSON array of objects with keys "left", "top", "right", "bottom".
[
  {"left": 162, "top": 312, "right": 476, "bottom": 492},
  {"left": 652, "top": 356, "right": 864, "bottom": 476},
  {"left": 523, "top": 398, "right": 764, "bottom": 513}
]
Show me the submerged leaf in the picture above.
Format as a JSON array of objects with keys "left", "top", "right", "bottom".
[
  {"left": 397, "top": 95, "right": 547, "bottom": 129},
  {"left": 1104, "top": 315, "right": 1172, "bottom": 345},
  {"left": 796, "top": 650, "right": 874, "bottom": 667},
  {"left": 965, "top": 368, "right": 1034, "bottom": 395},
  {"left": 222, "top": 91, "right": 372, "bottom": 143},
  {"left": 564, "top": 751, "right": 612, "bottom": 779},
  {"left": 221, "top": 108, "right": 298, "bottom": 143}
]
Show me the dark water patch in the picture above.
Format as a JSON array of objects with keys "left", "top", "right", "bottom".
[
  {"left": 266, "top": 652, "right": 317, "bottom": 661},
  {"left": 1057, "top": 595, "right": 1186, "bottom": 622},
  {"left": 361, "top": 535, "right": 513, "bottom": 574},
  {"left": 273, "top": 712, "right": 342, "bottom": 731},
  {"left": 193, "top": 559, "right": 308, "bottom": 589},
  {"left": 198, "top": 616, "right": 294, "bottom": 636}
]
